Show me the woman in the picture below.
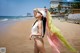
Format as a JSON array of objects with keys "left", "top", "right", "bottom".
[
  {"left": 29, "top": 8, "right": 77, "bottom": 53},
  {"left": 29, "top": 8, "right": 46, "bottom": 53}
]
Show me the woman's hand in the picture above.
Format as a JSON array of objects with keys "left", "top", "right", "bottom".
[{"left": 29, "top": 34, "right": 32, "bottom": 40}]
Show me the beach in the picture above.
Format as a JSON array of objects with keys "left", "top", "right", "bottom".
[{"left": 0, "top": 18, "right": 80, "bottom": 53}]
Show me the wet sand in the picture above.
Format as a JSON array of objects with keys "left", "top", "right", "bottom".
[{"left": 0, "top": 18, "right": 80, "bottom": 53}]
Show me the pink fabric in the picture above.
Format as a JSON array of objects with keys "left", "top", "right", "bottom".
[
  {"left": 46, "top": 23, "right": 63, "bottom": 53},
  {"left": 47, "top": 35, "right": 60, "bottom": 53}
]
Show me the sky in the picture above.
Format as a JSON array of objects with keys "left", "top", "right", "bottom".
[
  {"left": 0, "top": 0, "right": 75, "bottom": 16},
  {"left": 0, "top": 0, "right": 50, "bottom": 16}
]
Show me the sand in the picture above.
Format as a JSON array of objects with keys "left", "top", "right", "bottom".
[{"left": 0, "top": 18, "right": 80, "bottom": 53}]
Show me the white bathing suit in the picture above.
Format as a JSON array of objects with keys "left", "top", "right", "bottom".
[
  {"left": 31, "top": 21, "right": 43, "bottom": 38},
  {"left": 31, "top": 21, "right": 39, "bottom": 35}
]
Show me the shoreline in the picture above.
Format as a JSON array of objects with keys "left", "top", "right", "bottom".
[{"left": 0, "top": 17, "right": 34, "bottom": 30}]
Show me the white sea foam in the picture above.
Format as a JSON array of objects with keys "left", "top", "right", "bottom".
[{"left": 0, "top": 18, "right": 8, "bottom": 22}]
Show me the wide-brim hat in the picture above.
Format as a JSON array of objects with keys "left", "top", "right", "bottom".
[{"left": 33, "top": 8, "right": 46, "bottom": 17}]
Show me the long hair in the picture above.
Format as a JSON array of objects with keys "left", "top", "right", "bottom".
[
  {"left": 41, "top": 16, "right": 46, "bottom": 38},
  {"left": 37, "top": 11, "right": 46, "bottom": 37},
  {"left": 32, "top": 20, "right": 38, "bottom": 27}
]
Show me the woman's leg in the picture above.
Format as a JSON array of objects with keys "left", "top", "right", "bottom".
[
  {"left": 34, "top": 39, "right": 39, "bottom": 53},
  {"left": 35, "top": 38, "right": 46, "bottom": 53}
]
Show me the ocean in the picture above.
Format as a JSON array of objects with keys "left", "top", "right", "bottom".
[
  {"left": 0, "top": 16, "right": 34, "bottom": 22},
  {"left": 0, "top": 16, "right": 34, "bottom": 30}
]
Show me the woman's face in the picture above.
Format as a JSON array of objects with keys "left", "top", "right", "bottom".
[
  {"left": 33, "top": 11, "right": 42, "bottom": 19},
  {"left": 33, "top": 11, "right": 37, "bottom": 17}
]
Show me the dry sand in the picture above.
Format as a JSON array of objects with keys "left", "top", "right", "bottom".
[{"left": 0, "top": 18, "right": 80, "bottom": 53}]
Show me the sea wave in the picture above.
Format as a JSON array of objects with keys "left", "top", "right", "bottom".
[
  {"left": 0, "top": 16, "right": 34, "bottom": 22},
  {"left": 0, "top": 18, "right": 8, "bottom": 22}
]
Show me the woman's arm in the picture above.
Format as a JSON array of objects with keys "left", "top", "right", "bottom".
[{"left": 37, "top": 20, "right": 42, "bottom": 35}]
